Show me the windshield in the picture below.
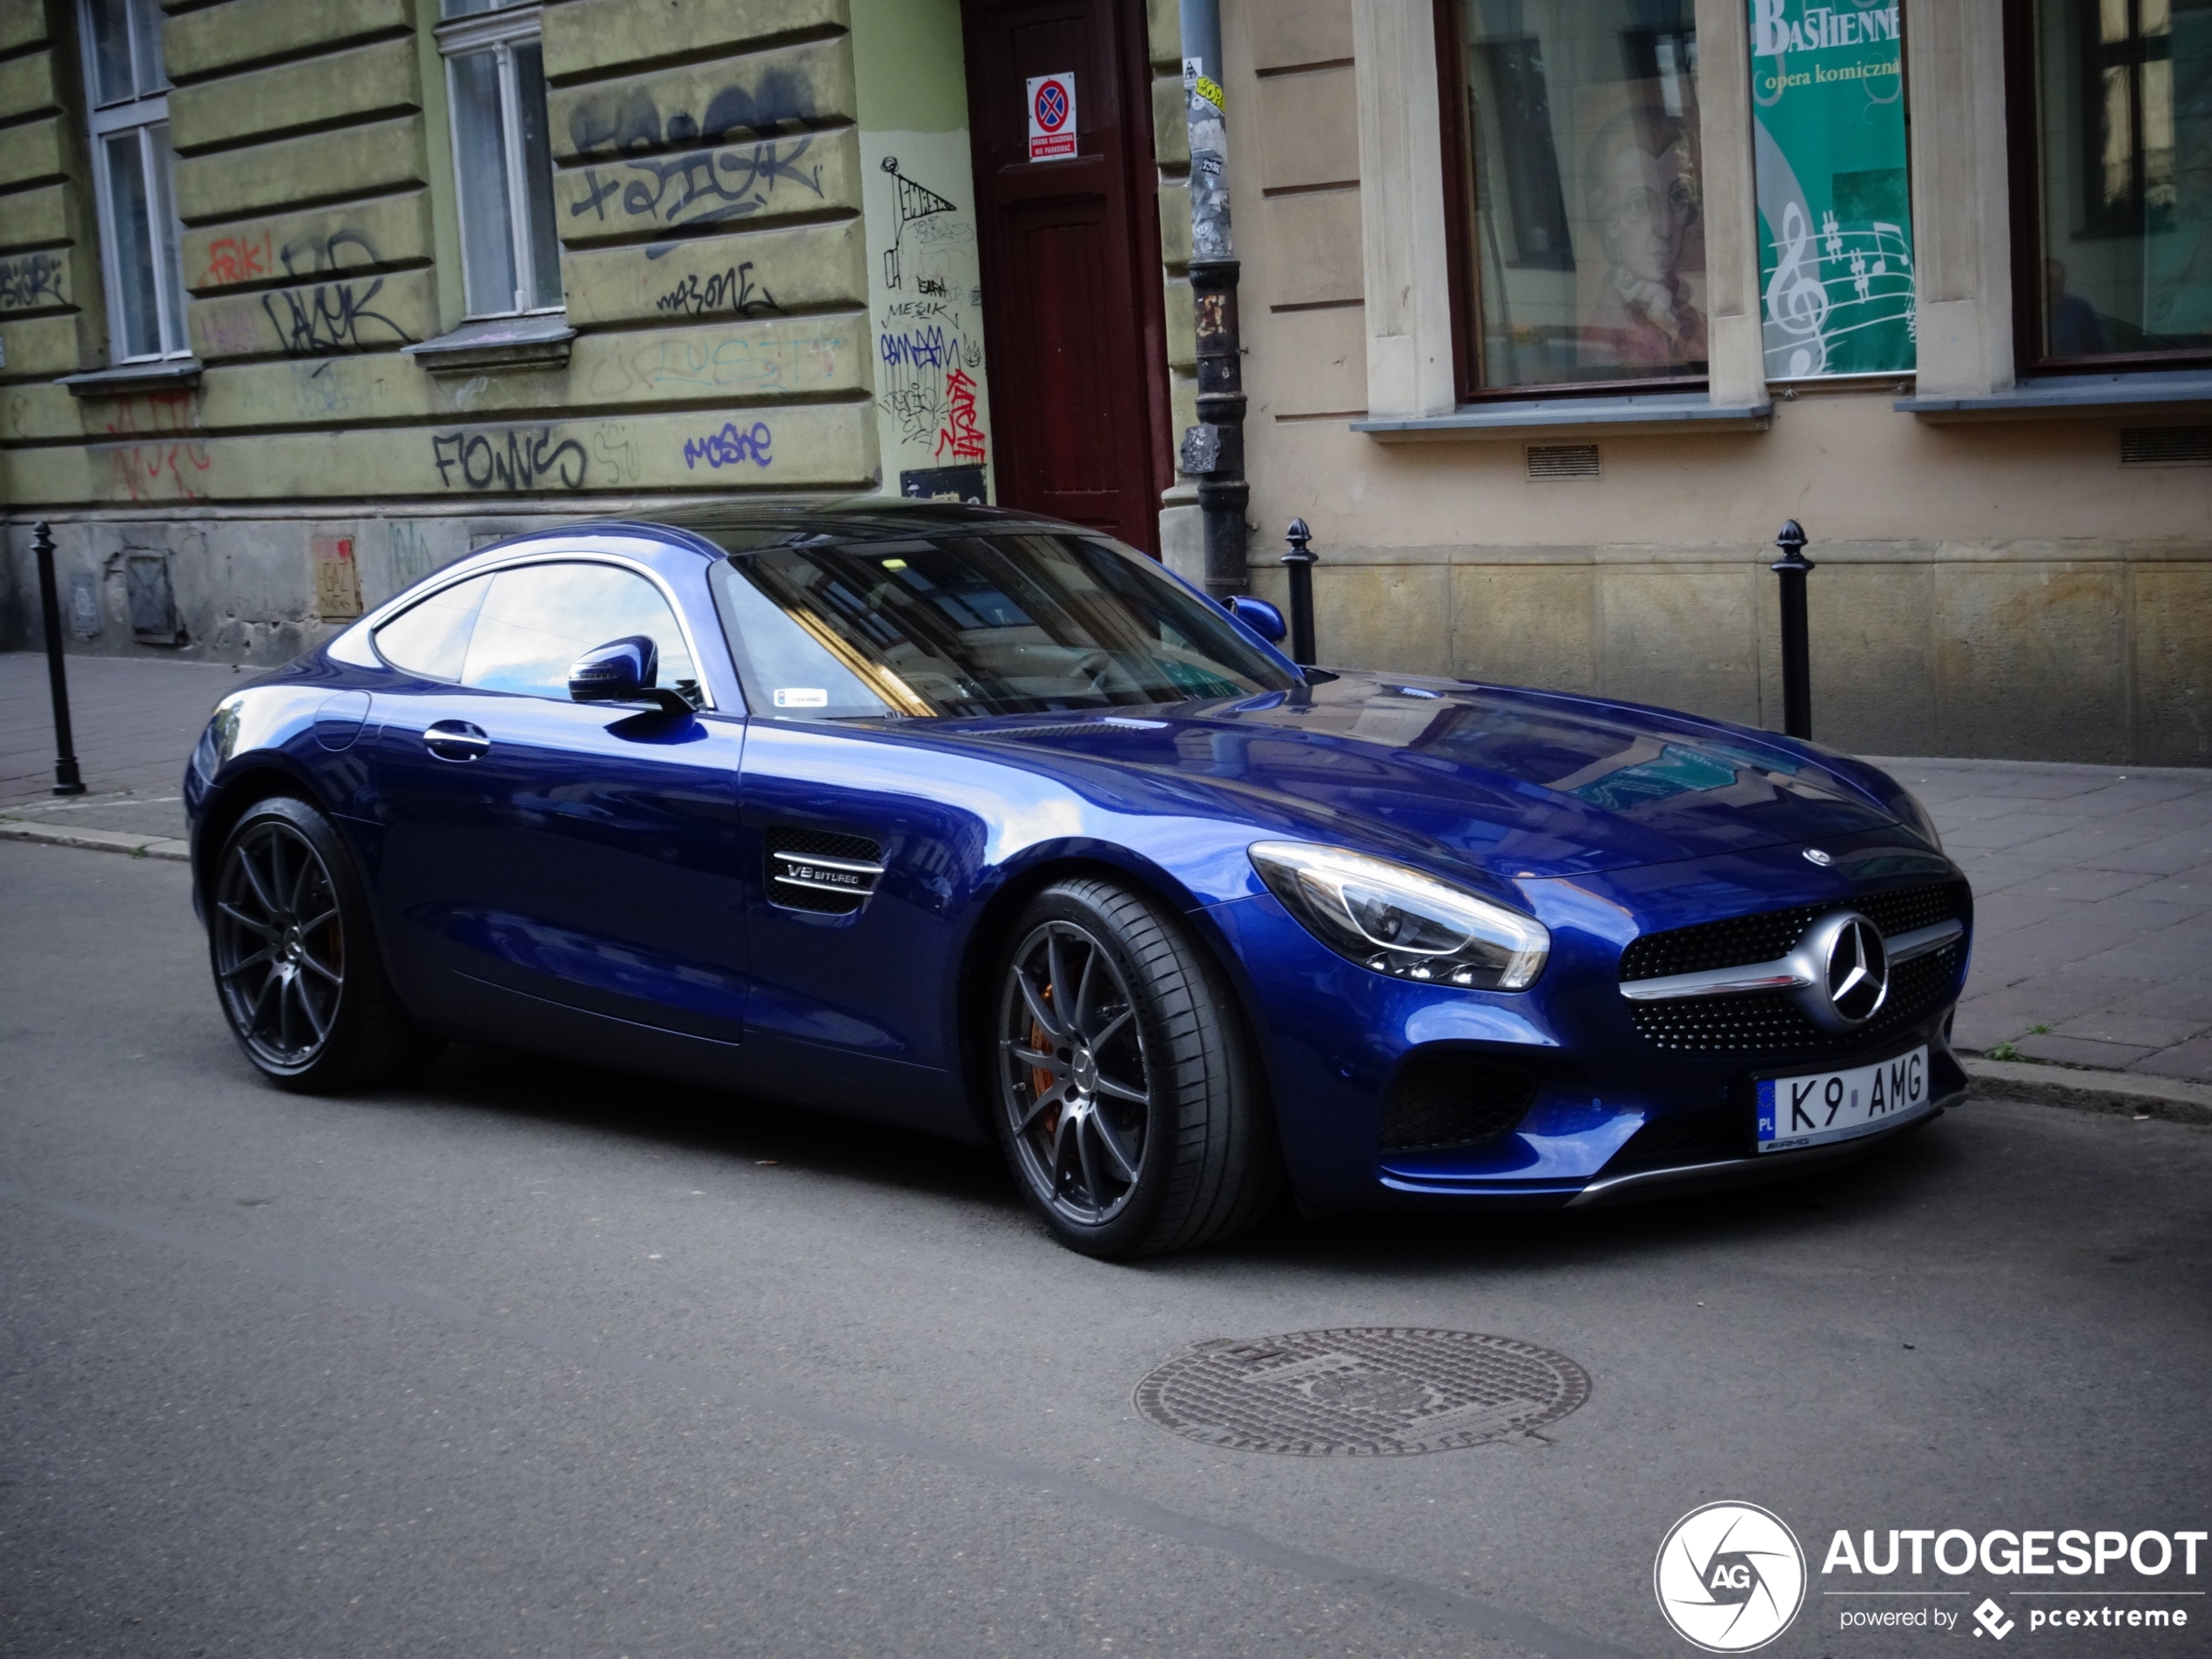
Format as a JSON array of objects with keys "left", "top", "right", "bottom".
[{"left": 705, "top": 530, "right": 1298, "bottom": 718}]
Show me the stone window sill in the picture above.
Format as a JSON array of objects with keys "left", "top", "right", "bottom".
[
  {"left": 402, "top": 314, "right": 575, "bottom": 374},
  {"left": 1353, "top": 391, "right": 1775, "bottom": 442},
  {"left": 57, "top": 358, "right": 203, "bottom": 397},
  {"left": 1896, "top": 370, "right": 2212, "bottom": 421}
]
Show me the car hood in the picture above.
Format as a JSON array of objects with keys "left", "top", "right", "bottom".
[{"left": 932, "top": 671, "right": 1910, "bottom": 880}]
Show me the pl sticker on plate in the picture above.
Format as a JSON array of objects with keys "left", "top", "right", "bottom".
[
  {"left": 773, "top": 688, "right": 828, "bottom": 709},
  {"left": 1756, "top": 1046, "right": 1932, "bottom": 1153}
]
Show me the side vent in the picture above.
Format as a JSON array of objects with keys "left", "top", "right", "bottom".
[
  {"left": 1527, "top": 442, "right": 1601, "bottom": 481},
  {"left": 1379, "top": 1052, "right": 1540, "bottom": 1153},
  {"left": 2121, "top": 426, "right": 2212, "bottom": 467},
  {"left": 766, "top": 827, "right": 885, "bottom": 915}
]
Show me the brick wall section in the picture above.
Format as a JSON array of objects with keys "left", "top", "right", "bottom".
[{"left": 0, "top": 0, "right": 876, "bottom": 506}]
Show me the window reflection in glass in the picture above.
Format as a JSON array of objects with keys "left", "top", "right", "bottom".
[
  {"left": 2035, "top": 0, "right": 2212, "bottom": 358},
  {"left": 1453, "top": 1, "right": 1703, "bottom": 389},
  {"left": 102, "top": 133, "right": 160, "bottom": 358},
  {"left": 461, "top": 563, "right": 699, "bottom": 703},
  {"left": 374, "top": 573, "right": 494, "bottom": 682},
  {"left": 705, "top": 534, "right": 1297, "bottom": 721},
  {"left": 448, "top": 48, "right": 519, "bottom": 317}
]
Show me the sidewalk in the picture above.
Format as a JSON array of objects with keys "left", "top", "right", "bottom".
[{"left": 3, "top": 651, "right": 2208, "bottom": 1082}]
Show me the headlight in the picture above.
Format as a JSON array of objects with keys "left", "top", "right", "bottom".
[
  {"left": 1894, "top": 786, "right": 1945, "bottom": 852},
  {"left": 1247, "top": 841, "right": 1549, "bottom": 990}
]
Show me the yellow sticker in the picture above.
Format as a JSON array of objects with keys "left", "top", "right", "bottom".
[{"left": 1194, "top": 74, "right": 1224, "bottom": 111}]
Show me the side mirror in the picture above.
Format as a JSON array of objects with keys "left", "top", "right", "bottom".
[
  {"left": 569, "top": 635, "right": 691, "bottom": 715},
  {"left": 1222, "top": 594, "right": 1288, "bottom": 644}
]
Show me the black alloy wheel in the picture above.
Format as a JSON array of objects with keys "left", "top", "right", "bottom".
[
  {"left": 209, "top": 797, "right": 437, "bottom": 1090},
  {"left": 993, "top": 878, "right": 1282, "bottom": 1258}
]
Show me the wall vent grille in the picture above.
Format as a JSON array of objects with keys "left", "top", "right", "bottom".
[
  {"left": 1526, "top": 442, "right": 1601, "bottom": 480},
  {"left": 2121, "top": 426, "right": 2212, "bottom": 466}
]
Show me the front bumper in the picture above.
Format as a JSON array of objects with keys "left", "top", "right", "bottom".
[
  {"left": 1205, "top": 832, "right": 1973, "bottom": 1214},
  {"left": 1565, "top": 1084, "right": 1962, "bottom": 1207}
]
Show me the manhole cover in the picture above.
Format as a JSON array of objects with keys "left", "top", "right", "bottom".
[{"left": 1133, "top": 1327, "right": 1590, "bottom": 1457}]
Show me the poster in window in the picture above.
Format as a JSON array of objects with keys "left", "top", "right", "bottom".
[
  {"left": 1750, "top": 0, "right": 1916, "bottom": 378},
  {"left": 1572, "top": 79, "right": 1709, "bottom": 376}
]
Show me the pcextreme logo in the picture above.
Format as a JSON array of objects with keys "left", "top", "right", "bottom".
[{"left": 1655, "top": 1502, "right": 1808, "bottom": 1652}]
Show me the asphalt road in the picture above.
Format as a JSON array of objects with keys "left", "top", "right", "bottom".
[{"left": 3, "top": 840, "right": 2209, "bottom": 1659}]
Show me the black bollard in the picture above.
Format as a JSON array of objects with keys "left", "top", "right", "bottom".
[
  {"left": 1770, "top": 518, "right": 1814, "bottom": 740},
  {"left": 31, "top": 521, "right": 85, "bottom": 796},
  {"left": 1281, "top": 517, "right": 1318, "bottom": 668}
]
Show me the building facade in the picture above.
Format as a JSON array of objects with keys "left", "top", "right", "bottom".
[{"left": 3, "top": 0, "right": 2209, "bottom": 765}]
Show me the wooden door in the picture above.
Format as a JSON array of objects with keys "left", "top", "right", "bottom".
[{"left": 961, "top": 0, "right": 1170, "bottom": 554}]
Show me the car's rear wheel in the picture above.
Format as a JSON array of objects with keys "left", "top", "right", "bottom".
[
  {"left": 992, "top": 878, "right": 1282, "bottom": 1258},
  {"left": 209, "top": 796, "right": 437, "bottom": 1091}
]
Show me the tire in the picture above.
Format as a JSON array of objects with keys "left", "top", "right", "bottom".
[
  {"left": 990, "top": 877, "right": 1283, "bottom": 1258},
  {"left": 207, "top": 795, "right": 440, "bottom": 1092}
]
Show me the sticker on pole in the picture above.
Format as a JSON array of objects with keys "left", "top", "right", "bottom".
[{"left": 1027, "top": 72, "right": 1076, "bottom": 161}]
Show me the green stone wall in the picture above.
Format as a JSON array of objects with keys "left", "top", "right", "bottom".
[{"left": 0, "top": 0, "right": 878, "bottom": 516}]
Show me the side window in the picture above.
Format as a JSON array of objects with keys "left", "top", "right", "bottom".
[
  {"left": 436, "top": 0, "right": 563, "bottom": 319},
  {"left": 460, "top": 563, "right": 699, "bottom": 702},
  {"left": 78, "top": 0, "right": 189, "bottom": 361},
  {"left": 373, "top": 572, "right": 495, "bottom": 681}
]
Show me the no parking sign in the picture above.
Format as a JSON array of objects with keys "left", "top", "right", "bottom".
[{"left": 1026, "top": 72, "right": 1076, "bottom": 161}]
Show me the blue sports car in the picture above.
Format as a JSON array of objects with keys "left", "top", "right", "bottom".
[{"left": 185, "top": 499, "right": 1973, "bottom": 1257}]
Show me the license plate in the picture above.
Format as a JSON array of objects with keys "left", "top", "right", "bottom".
[{"left": 1756, "top": 1046, "right": 1933, "bottom": 1153}]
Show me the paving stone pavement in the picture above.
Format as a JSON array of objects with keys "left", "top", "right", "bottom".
[
  {"left": 1872, "top": 755, "right": 2212, "bottom": 1082},
  {"left": 3, "top": 653, "right": 2206, "bottom": 1081}
]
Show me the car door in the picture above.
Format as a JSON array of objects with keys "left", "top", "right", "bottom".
[{"left": 371, "top": 556, "right": 752, "bottom": 1052}]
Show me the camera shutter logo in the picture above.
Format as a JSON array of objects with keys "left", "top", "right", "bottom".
[{"left": 1655, "top": 1502, "right": 1806, "bottom": 1652}]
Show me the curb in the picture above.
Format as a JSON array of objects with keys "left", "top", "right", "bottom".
[
  {"left": 0, "top": 819, "right": 189, "bottom": 862},
  {"left": 1964, "top": 1055, "right": 2212, "bottom": 1127}
]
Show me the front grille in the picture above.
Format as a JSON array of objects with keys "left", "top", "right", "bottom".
[
  {"left": 1620, "top": 880, "right": 1969, "bottom": 983},
  {"left": 1629, "top": 942, "right": 1961, "bottom": 1055},
  {"left": 765, "top": 826, "right": 883, "bottom": 915},
  {"left": 1379, "top": 1053, "right": 1539, "bottom": 1152}
]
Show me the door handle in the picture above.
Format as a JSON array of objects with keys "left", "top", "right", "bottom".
[{"left": 423, "top": 720, "right": 490, "bottom": 762}]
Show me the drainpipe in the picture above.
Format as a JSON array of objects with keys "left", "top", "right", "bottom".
[{"left": 1176, "top": 0, "right": 1247, "bottom": 603}]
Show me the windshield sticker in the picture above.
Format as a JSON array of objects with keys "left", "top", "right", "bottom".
[{"left": 773, "top": 688, "right": 829, "bottom": 709}]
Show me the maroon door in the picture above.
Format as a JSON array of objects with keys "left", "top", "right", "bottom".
[{"left": 962, "top": 0, "right": 1171, "bottom": 554}]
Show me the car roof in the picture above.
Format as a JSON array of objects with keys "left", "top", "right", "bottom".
[{"left": 588, "top": 496, "right": 1084, "bottom": 553}]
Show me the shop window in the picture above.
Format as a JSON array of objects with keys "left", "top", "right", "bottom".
[
  {"left": 436, "top": 0, "right": 563, "bottom": 319},
  {"left": 1439, "top": 0, "right": 1703, "bottom": 397},
  {"left": 2009, "top": 0, "right": 2212, "bottom": 368},
  {"left": 77, "top": 0, "right": 188, "bottom": 361}
]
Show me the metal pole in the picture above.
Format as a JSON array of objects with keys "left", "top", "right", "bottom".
[
  {"left": 1281, "top": 517, "right": 1318, "bottom": 667},
  {"left": 1187, "top": 265, "right": 1246, "bottom": 601},
  {"left": 32, "top": 520, "right": 85, "bottom": 795},
  {"left": 1770, "top": 518, "right": 1814, "bottom": 740},
  {"left": 1177, "top": 0, "right": 1246, "bottom": 602}
]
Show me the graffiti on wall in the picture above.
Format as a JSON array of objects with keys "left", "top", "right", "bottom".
[
  {"left": 570, "top": 137, "right": 825, "bottom": 247},
  {"left": 585, "top": 328, "right": 845, "bottom": 400},
  {"left": 0, "top": 252, "right": 65, "bottom": 309},
  {"left": 654, "top": 261, "right": 780, "bottom": 318},
  {"left": 867, "top": 144, "right": 990, "bottom": 496},
  {"left": 880, "top": 158, "right": 957, "bottom": 292},
  {"left": 260, "top": 232, "right": 411, "bottom": 355},
  {"left": 430, "top": 426, "right": 590, "bottom": 491},
  {"left": 680, "top": 420, "right": 774, "bottom": 471}
]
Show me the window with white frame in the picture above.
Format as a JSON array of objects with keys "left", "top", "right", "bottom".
[
  {"left": 437, "top": 0, "right": 563, "bottom": 319},
  {"left": 78, "top": 0, "right": 188, "bottom": 361}
]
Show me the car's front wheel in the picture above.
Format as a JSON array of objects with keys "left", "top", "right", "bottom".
[
  {"left": 991, "top": 877, "right": 1282, "bottom": 1258},
  {"left": 208, "top": 796, "right": 437, "bottom": 1091}
]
